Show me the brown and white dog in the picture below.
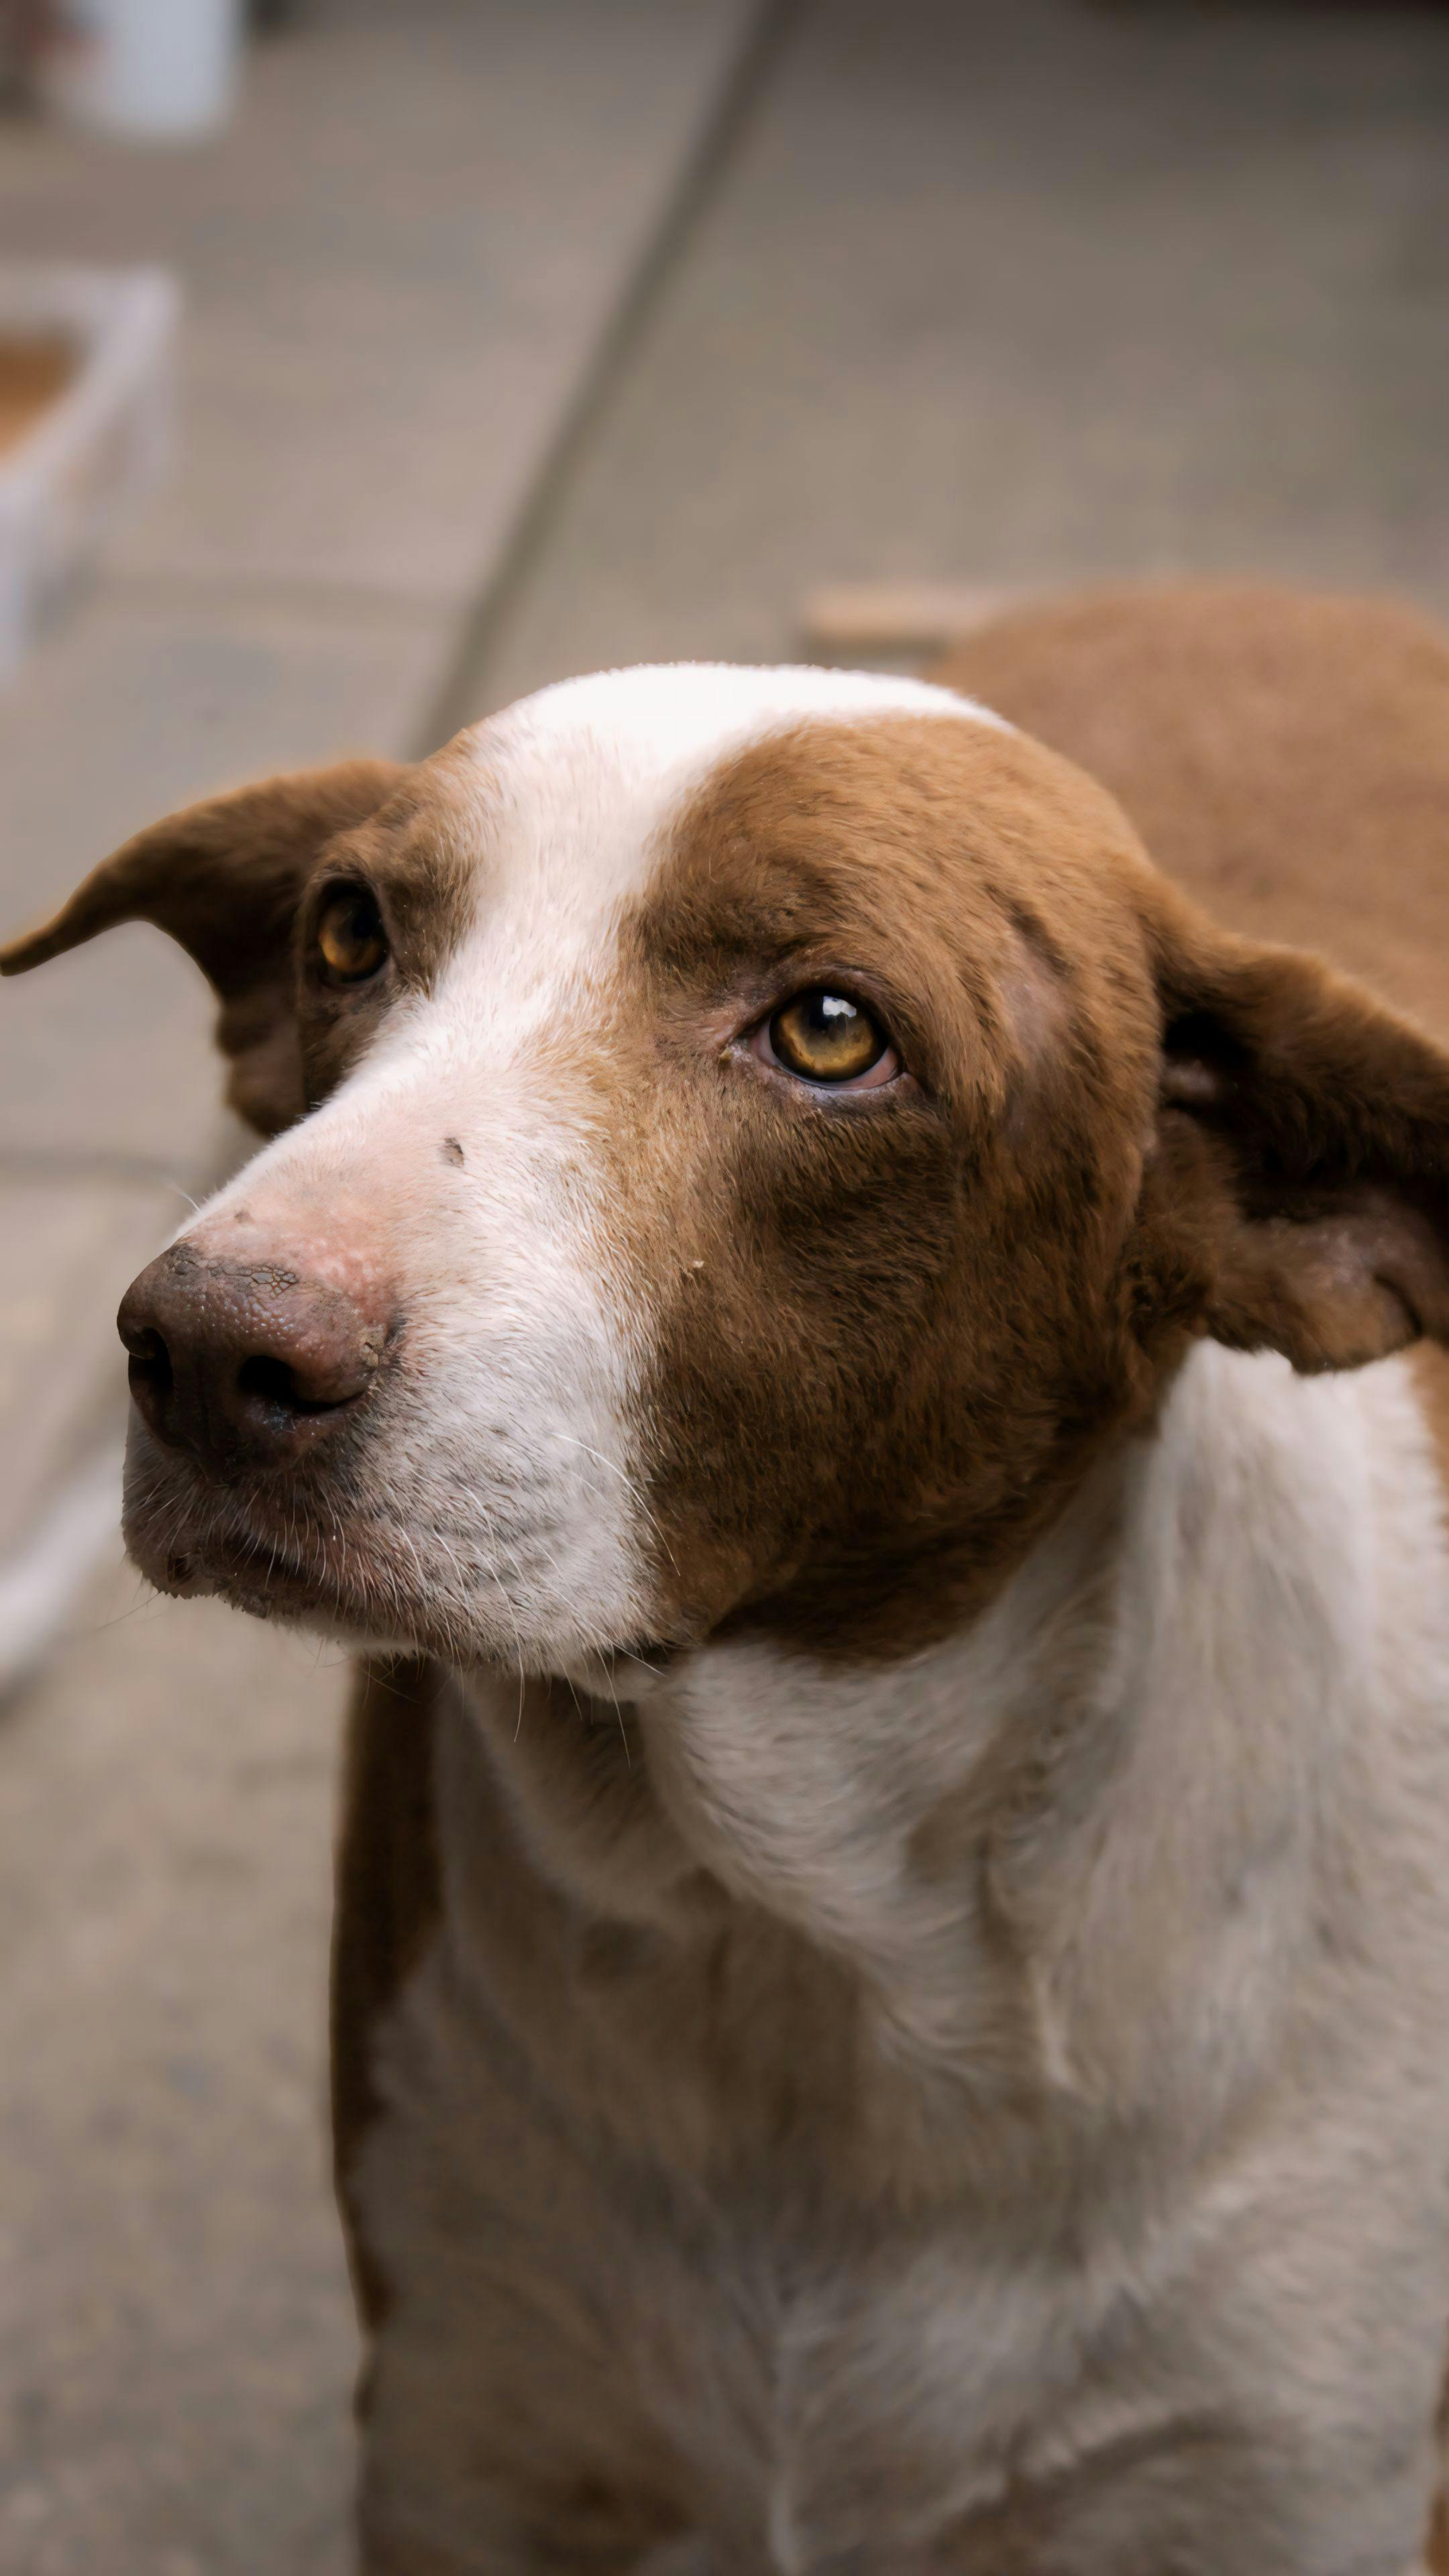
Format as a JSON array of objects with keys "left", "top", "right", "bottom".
[{"left": 8, "top": 586, "right": 1449, "bottom": 2575}]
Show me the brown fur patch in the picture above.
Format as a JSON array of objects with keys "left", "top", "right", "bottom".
[
  {"left": 613, "top": 714, "right": 1171, "bottom": 1658},
  {"left": 1431, "top": 2477, "right": 1449, "bottom": 2575},
  {"left": 616, "top": 708, "right": 1449, "bottom": 1660}
]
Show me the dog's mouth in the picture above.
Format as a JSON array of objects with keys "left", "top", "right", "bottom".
[
  {"left": 123, "top": 1397, "right": 487, "bottom": 1656},
  {"left": 125, "top": 1456, "right": 413, "bottom": 1646},
  {"left": 119, "top": 1420, "right": 672, "bottom": 1678}
]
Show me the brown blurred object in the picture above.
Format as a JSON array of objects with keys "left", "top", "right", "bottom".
[
  {"left": 0, "top": 335, "right": 73, "bottom": 455},
  {"left": 801, "top": 580, "right": 1032, "bottom": 661},
  {"left": 0, "top": 0, "right": 57, "bottom": 107}
]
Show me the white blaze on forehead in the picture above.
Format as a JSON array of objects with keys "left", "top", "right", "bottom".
[{"left": 446, "top": 661, "right": 1008, "bottom": 983}]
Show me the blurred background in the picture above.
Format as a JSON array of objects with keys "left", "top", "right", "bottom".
[{"left": 0, "top": 2, "right": 1446, "bottom": 2568}]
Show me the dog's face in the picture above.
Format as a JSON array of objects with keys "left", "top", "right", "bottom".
[{"left": 9, "top": 663, "right": 1449, "bottom": 1677}]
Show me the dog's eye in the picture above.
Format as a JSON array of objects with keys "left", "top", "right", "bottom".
[
  {"left": 763, "top": 989, "right": 897, "bottom": 1087},
  {"left": 315, "top": 886, "right": 388, "bottom": 986}
]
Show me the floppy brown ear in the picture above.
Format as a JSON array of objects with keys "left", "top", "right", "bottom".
[
  {"left": 0, "top": 759, "right": 402, "bottom": 1136},
  {"left": 1144, "top": 896, "right": 1449, "bottom": 1373}
]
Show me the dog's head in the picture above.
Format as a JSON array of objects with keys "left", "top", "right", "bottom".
[{"left": 9, "top": 663, "right": 1449, "bottom": 1674}]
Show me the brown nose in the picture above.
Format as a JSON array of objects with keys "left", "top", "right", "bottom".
[{"left": 117, "top": 1240, "right": 388, "bottom": 1476}]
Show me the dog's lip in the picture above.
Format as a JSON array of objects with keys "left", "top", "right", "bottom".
[
  {"left": 143, "top": 1523, "right": 439, "bottom": 1665},
  {"left": 121, "top": 1437, "right": 671, "bottom": 1673},
  {"left": 125, "top": 1474, "right": 392, "bottom": 1627},
  {"left": 149, "top": 1524, "right": 372, "bottom": 1619}
]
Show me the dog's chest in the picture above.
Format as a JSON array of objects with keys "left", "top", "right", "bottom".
[
  {"left": 357, "top": 1953, "right": 1073, "bottom": 2566},
  {"left": 356, "top": 1914, "right": 1449, "bottom": 2576},
  {"left": 350, "top": 1349, "right": 1449, "bottom": 2569}
]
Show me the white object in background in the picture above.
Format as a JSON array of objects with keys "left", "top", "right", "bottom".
[
  {"left": 42, "top": 0, "right": 243, "bottom": 142},
  {"left": 0, "top": 264, "right": 180, "bottom": 682},
  {"left": 0, "top": 1444, "right": 124, "bottom": 1703}
]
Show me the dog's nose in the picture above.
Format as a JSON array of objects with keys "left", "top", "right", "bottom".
[{"left": 117, "top": 1241, "right": 388, "bottom": 1474}]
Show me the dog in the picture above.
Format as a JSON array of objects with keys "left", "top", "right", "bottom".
[{"left": 7, "top": 585, "right": 1449, "bottom": 2574}]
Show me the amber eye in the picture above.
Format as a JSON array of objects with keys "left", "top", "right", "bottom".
[
  {"left": 765, "top": 989, "right": 894, "bottom": 1085},
  {"left": 315, "top": 885, "right": 388, "bottom": 986}
]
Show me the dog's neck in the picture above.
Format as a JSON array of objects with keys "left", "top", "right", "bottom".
[{"left": 446, "top": 1342, "right": 1436, "bottom": 2190}]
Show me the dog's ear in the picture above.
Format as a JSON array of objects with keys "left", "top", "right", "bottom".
[
  {"left": 1143, "top": 895, "right": 1449, "bottom": 1373},
  {"left": 0, "top": 759, "right": 402, "bottom": 1137}
]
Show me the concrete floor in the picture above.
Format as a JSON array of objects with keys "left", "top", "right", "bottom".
[
  {"left": 0, "top": 1558, "right": 355, "bottom": 2576},
  {"left": 4, "top": 1, "right": 1449, "bottom": 2569},
  {"left": 453, "top": 0, "right": 1449, "bottom": 722}
]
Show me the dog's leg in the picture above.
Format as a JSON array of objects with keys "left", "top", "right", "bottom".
[
  {"left": 358, "top": 2526, "right": 711, "bottom": 2576},
  {"left": 332, "top": 1652, "right": 444, "bottom": 2330},
  {"left": 1426, "top": 2449, "right": 1449, "bottom": 2574},
  {"left": 357, "top": 2454, "right": 703, "bottom": 2576},
  {"left": 631, "top": 2544, "right": 714, "bottom": 2576}
]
